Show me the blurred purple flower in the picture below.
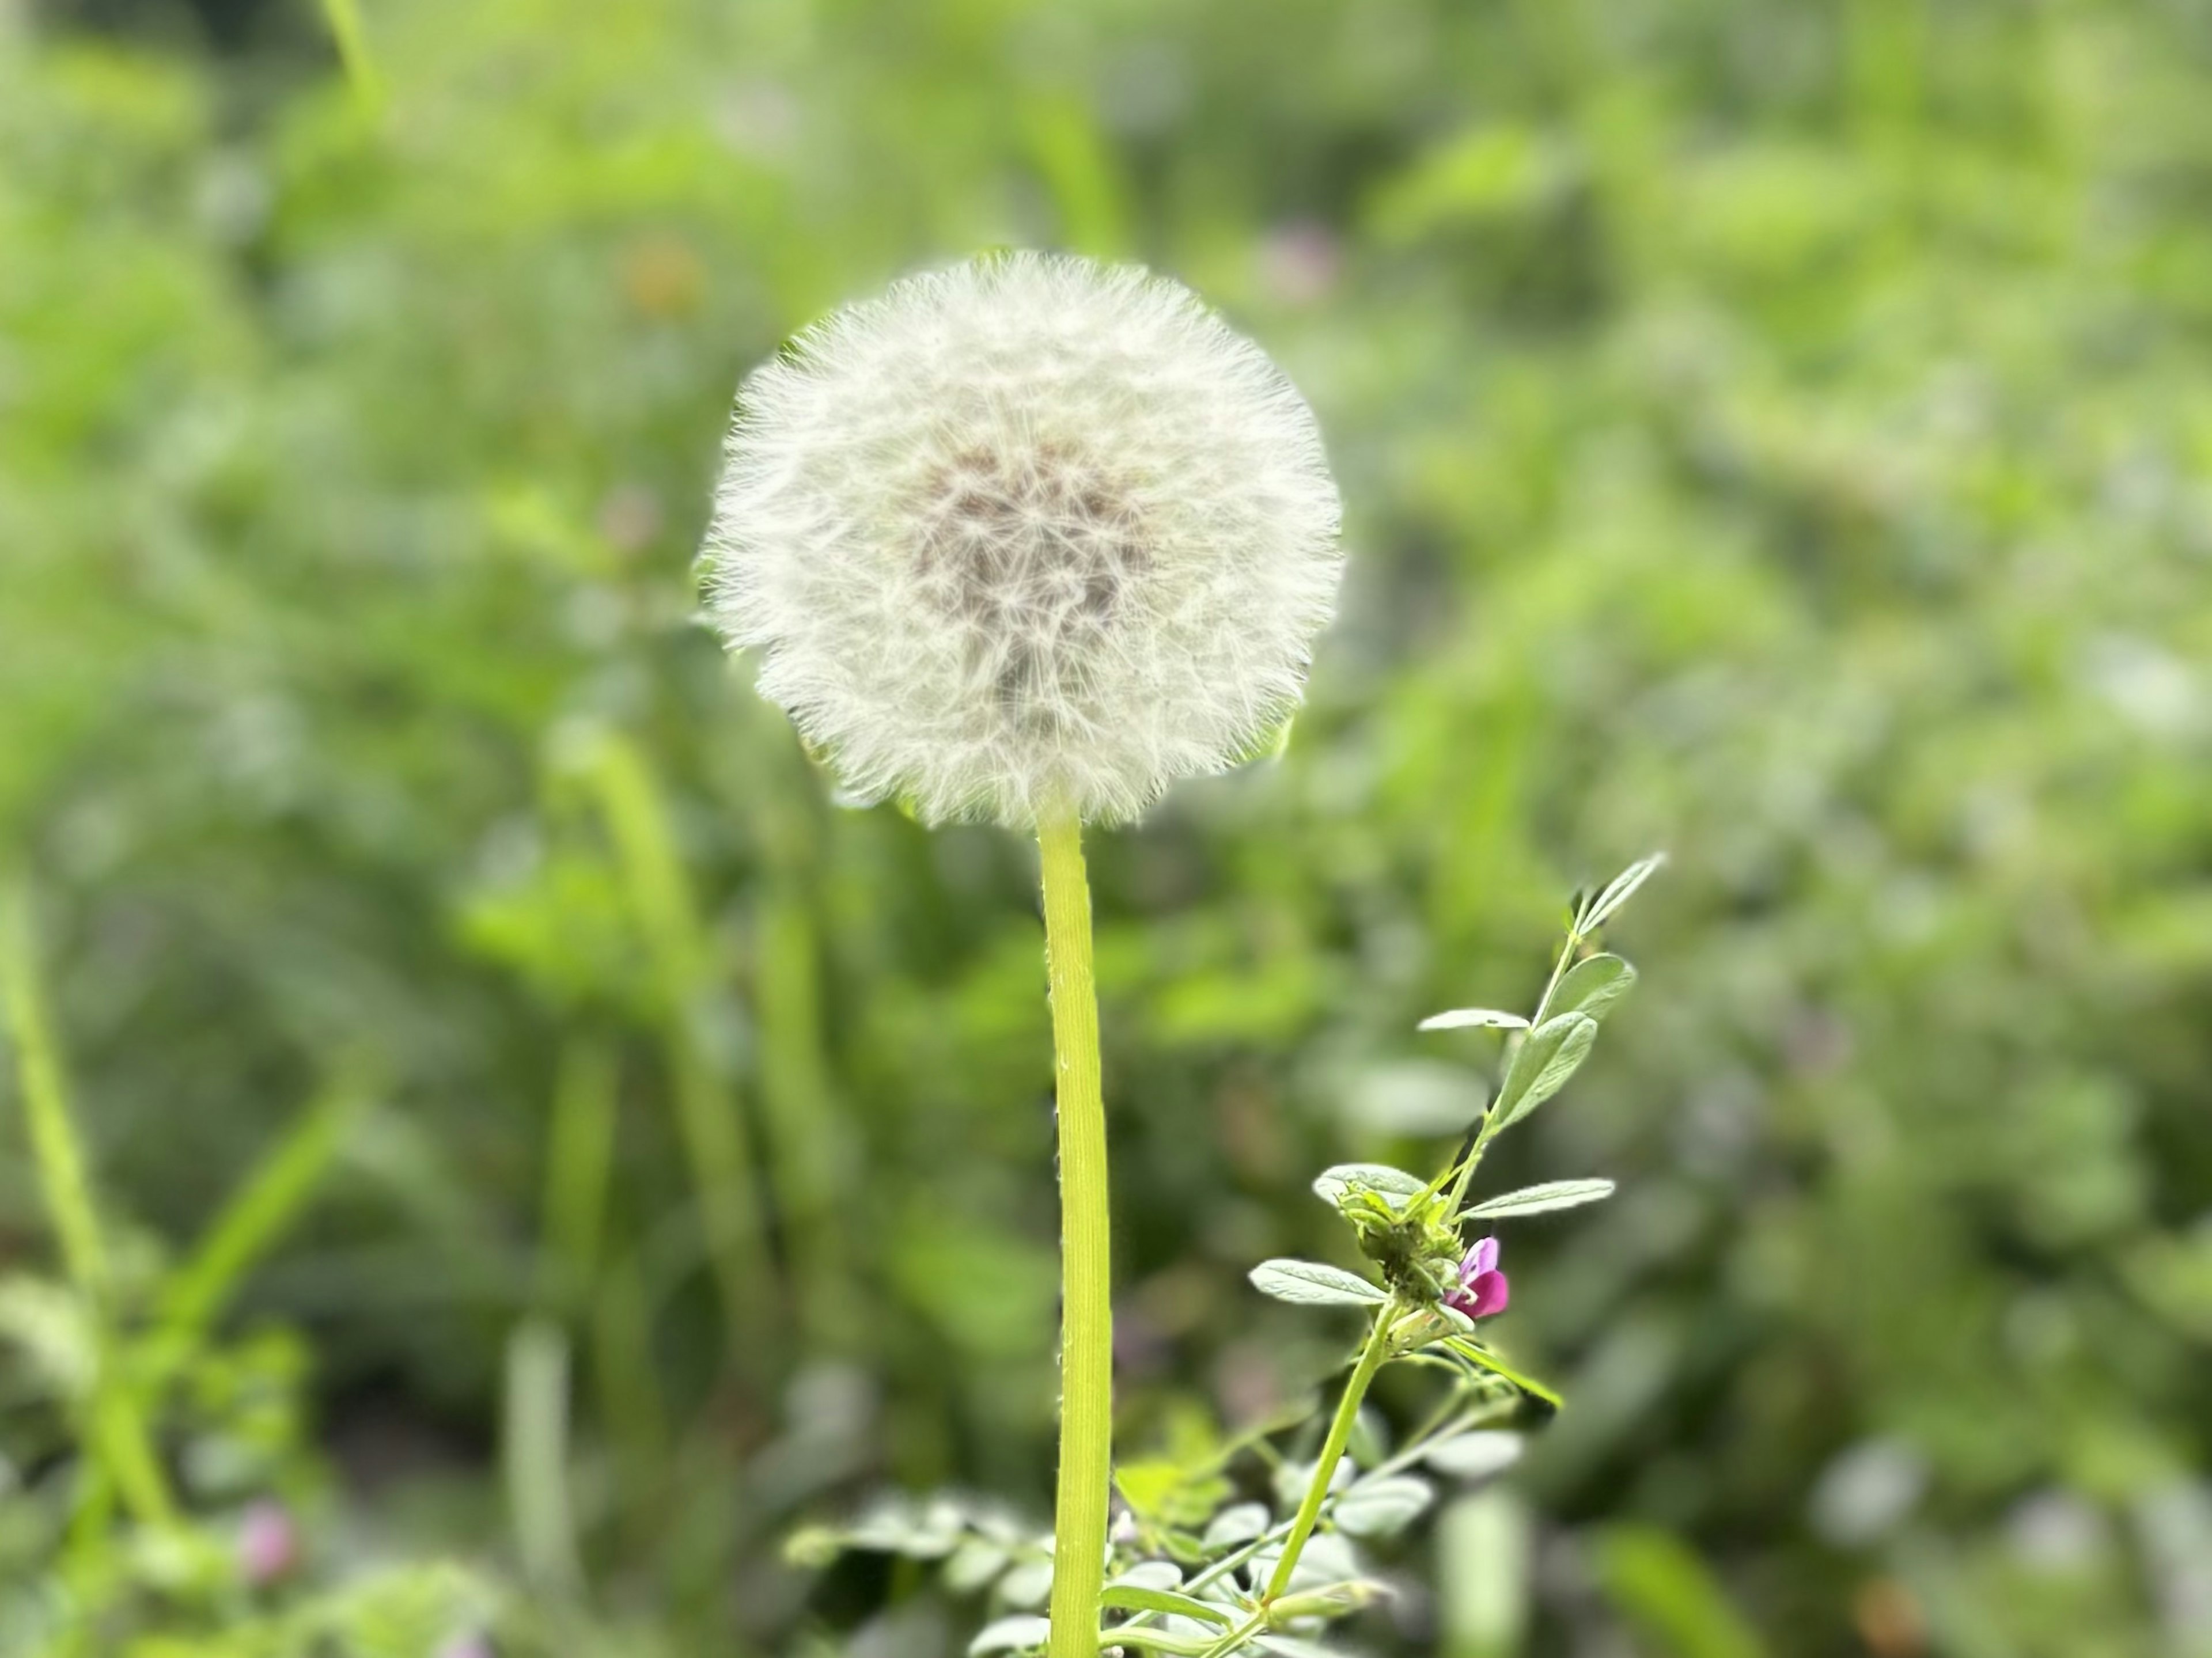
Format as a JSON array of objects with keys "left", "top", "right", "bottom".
[
  {"left": 1446, "top": 1237, "right": 1510, "bottom": 1320},
  {"left": 237, "top": 1498, "right": 298, "bottom": 1585},
  {"left": 1256, "top": 219, "right": 1342, "bottom": 306}
]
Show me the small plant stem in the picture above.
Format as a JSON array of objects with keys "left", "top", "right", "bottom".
[
  {"left": 1529, "top": 906, "right": 1588, "bottom": 1030},
  {"left": 754, "top": 789, "right": 859, "bottom": 1352},
  {"left": 316, "top": 0, "right": 384, "bottom": 112},
  {"left": 1038, "top": 806, "right": 1112, "bottom": 1658},
  {"left": 1445, "top": 900, "right": 1592, "bottom": 1212},
  {"left": 1122, "top": 1394, "right": 1505, "bottom": 1651},
  {"left": 2, "top": 883, "right": 177, "bottom": 1530},
  {"left": 580, "top": 733, "right": 775, "bottom": 1361},
  {"left": 2, "top": 898, "right": 106, "bottom": 1297},
  {"left": 1263, "top": 1307, "right": 1396, "bottom": 1603}
]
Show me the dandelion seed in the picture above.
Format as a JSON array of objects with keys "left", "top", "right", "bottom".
[{"left": 702, "top": 251, "right": 1343, "bottom": 827}]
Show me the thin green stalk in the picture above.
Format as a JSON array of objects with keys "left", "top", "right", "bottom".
[
  {"left": 150, "top": 1072, "right": 368, "bottom": 1381},
  {"left": 316, "top": 0, "right": 384, "bottom": 113},
  {"left": 1039, "top": 807, "right": 1111, "bottom": 1658},
  {"left": 541, "top": 1040, "right": 672, "bottom": 1535},
  {"left": 504, "top": 1315, "right": 584, "bottom": 1596},
  {"left": 2, "top": 889, "right": 108, "bottom": 1299},
  {"left": 579, "top": 733, "right": 774, "bottom": 1358},
  {"left": 1121, "top": 1389, "right": 1509, "bottom": 1653},
  {"left": 1, "top": 883, "right": 177, "bottom": 1530},
  {"left": 753, "top": 798, "right": 858, "bottom": 1350},
  {"left": 539, "top": 1035, "right": 620, "bottom": 1314},
  {"left": 1263, "top": 1308, "right": 1395, "bottom": 1604},
  {"left": 592, "top": 1249, "right": 670, "bottom": 1495},
  {"left": 1446, "top": 900, "right": 1590, "bottom": 1212}
]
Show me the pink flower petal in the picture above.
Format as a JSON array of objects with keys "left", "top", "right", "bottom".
[
  {"left": 1463, "top": 1236, "right": 1499, "bottom": 1279},
  {"left": 1464, "top": 1269, "right": 1510, "bottom": 1319},
  {"left": 237, "top": 1501, "right": 298, "bottom": 1586}
]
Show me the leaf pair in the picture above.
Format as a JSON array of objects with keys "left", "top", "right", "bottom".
[{"left": 1427, "top": 950, "right": 1638, "bottom": 1136}]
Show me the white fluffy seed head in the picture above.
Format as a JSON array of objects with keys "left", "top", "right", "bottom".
[{"left": 702, "top": 251, "right": 1343, "bottom": 829}]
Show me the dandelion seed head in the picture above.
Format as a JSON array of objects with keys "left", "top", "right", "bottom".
[{"left": 702, "top": 251, "right": 1343, "bottom": 828}]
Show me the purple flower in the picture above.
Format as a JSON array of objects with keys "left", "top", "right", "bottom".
[
  {"left": 237, "top": 1499, "right": 298, "bottom": 1585},
  {"left": 1445, "top": 1237, "right": 1510, "bottom": 1320}
]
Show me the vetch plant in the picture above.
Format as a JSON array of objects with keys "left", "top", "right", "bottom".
[
  {"left": 791, "top": 858, "right": 1664, "bottom": 1656},
  {"left": 703, "top": 251, "right": 1343, "bottom": 1658}
]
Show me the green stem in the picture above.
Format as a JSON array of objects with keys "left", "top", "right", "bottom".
[
  {"left": 2, "top": 883, "right": 177, "bottom": 1530},
  {"left": 581, "top": 733, "right": 774, "bottom": 1359},
  {"left": 1264, "top": 1308, "right": 1395, "bottom": 1603},
  {"left": 3, "top": 901, "right": 105, "bottom": 1297},
  {"left": 754, "top": 803, "right": 858, "bottom": 1350},
  {"left": 1039, "top": 808, "right": 1111, "bottom": 1658},
  {"left": 1123, "top": 1393, "right": 1506, "bottom": 1652},
  {"left": 315, "top": 0, "right": 384, "bottom": 112},
  {"left": 1446, "top": 901, "right": 1590, "bottom": 1212}
]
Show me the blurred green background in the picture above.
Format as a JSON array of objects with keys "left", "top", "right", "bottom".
[{"left": 4, "top": 0, "right": 2211, "bottom": 1653}]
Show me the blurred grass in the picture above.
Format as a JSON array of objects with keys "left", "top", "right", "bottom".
[{"left": 2, "top": 0, "right": 2211, "bottom": 1653}]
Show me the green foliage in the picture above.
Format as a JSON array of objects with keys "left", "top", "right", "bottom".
[
  {"left": 800, "top": 1386, "right": 1532, "bottom": 1658},
  {"left": 5, "top": 0, "right": 2211, "bottom": 1653},
  {"left": 817, "top": 881, "right": 1645, "bottom": 1655},
  {"left": 1589, "top": 1526, "right": 1766, "bottom": 1658},
  {"left": 1247, "top": 1262, "right": 1387, "bottom": 1310}
]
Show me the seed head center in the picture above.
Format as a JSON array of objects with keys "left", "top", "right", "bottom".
[{"left": 911, "top": 439, "right": 1154, "bottom": 719}]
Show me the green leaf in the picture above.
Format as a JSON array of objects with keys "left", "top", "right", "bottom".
[
  {"left": 1274, "top": 1456, "right": 1354, "bottom": 1511},
  {"left": 1101, "top": 1586, "right": 1234, "bottom": 1627},
  {"left": 1334, "top": 1474, "right": 1434, "bottom": 1537},
  {"left": 1422, "top": 1431, "right": 1524, "bottom": 1481},
  {"left": 1584, "top": 854, "right": 1665, "bottom": 930},
  {"left": 1417, "top": 1007, "right": 1529, "bottom": 1033},
  {"left": 1347, "top": 1403, "right": 1391, "bottom": 1468},
  {"left": 1347, "top": 1061, "right": 1488, "bottom": 1135},
  {"left": 1256, "top": 1636, "right": 1354, "bottom": 1657},
  {"left": 945, "top": 1537, "right": 1010, "bottom": 1593},
  {"left": 1249, "top": 1260, "right": 1387, "bottom": 1307},
  {"left": 156, "top": 1073, "right": 369, "bottom": 1365},
  {"left": 1444, "top": 1339, "right": 1565, "bottom": 1414},
  {"left": 1108, "top": 1561, "right": 1185, "bottom": 1593},
  {"left": 843, "top": 1498, "right": 964, "bottom": 1558},
  {"left": 1202, "top": 1502, "right": 1271, "bottom": 1551},
  {"left": 1464, "top": 1179, "right": 1616, "bottom": 1220},
  {"left": 968, "top": 1615, "right": 1051, "bottom": 1656},
  {"left": 1249, "top": 1533, "right": 1359, "bottom": 1596},
  {"left": 1104, "top": 1631, "right": 1218, "bottom": 1656},
  {"left": 1266, "top": 1580, "right": 1387, "bottom": 1621},
  {"left": 1488, "top": 1014, "right": 1597, "bottom": 1130},
  {"left": 1547, "top": 954, "right": 1637, "bottom": 1023},
  {"left": 1117, "top": 1454, "right": 1233, "bottom": 1530},
  {"left": 1439, "top": 1491, "right": 1532, "bottom": 1655},
  {"left": 1590, "top": 1524, "right": 1766, "bottom": 1658},
  {"left": 997, "top": 1557, "right": 1052, "bottom": 1607},
  {"left": 1311, "top": 1163, "right": 1426, "bottom": 1209}
]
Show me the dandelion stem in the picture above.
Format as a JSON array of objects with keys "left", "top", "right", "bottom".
[{"left": 1039, "top": 807, "right": 1111, "bottom": 1658}]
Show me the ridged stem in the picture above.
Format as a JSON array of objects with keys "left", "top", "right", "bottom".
[{"left": 1039, "top": 809, "right": 1110, "bottom": 1658}]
